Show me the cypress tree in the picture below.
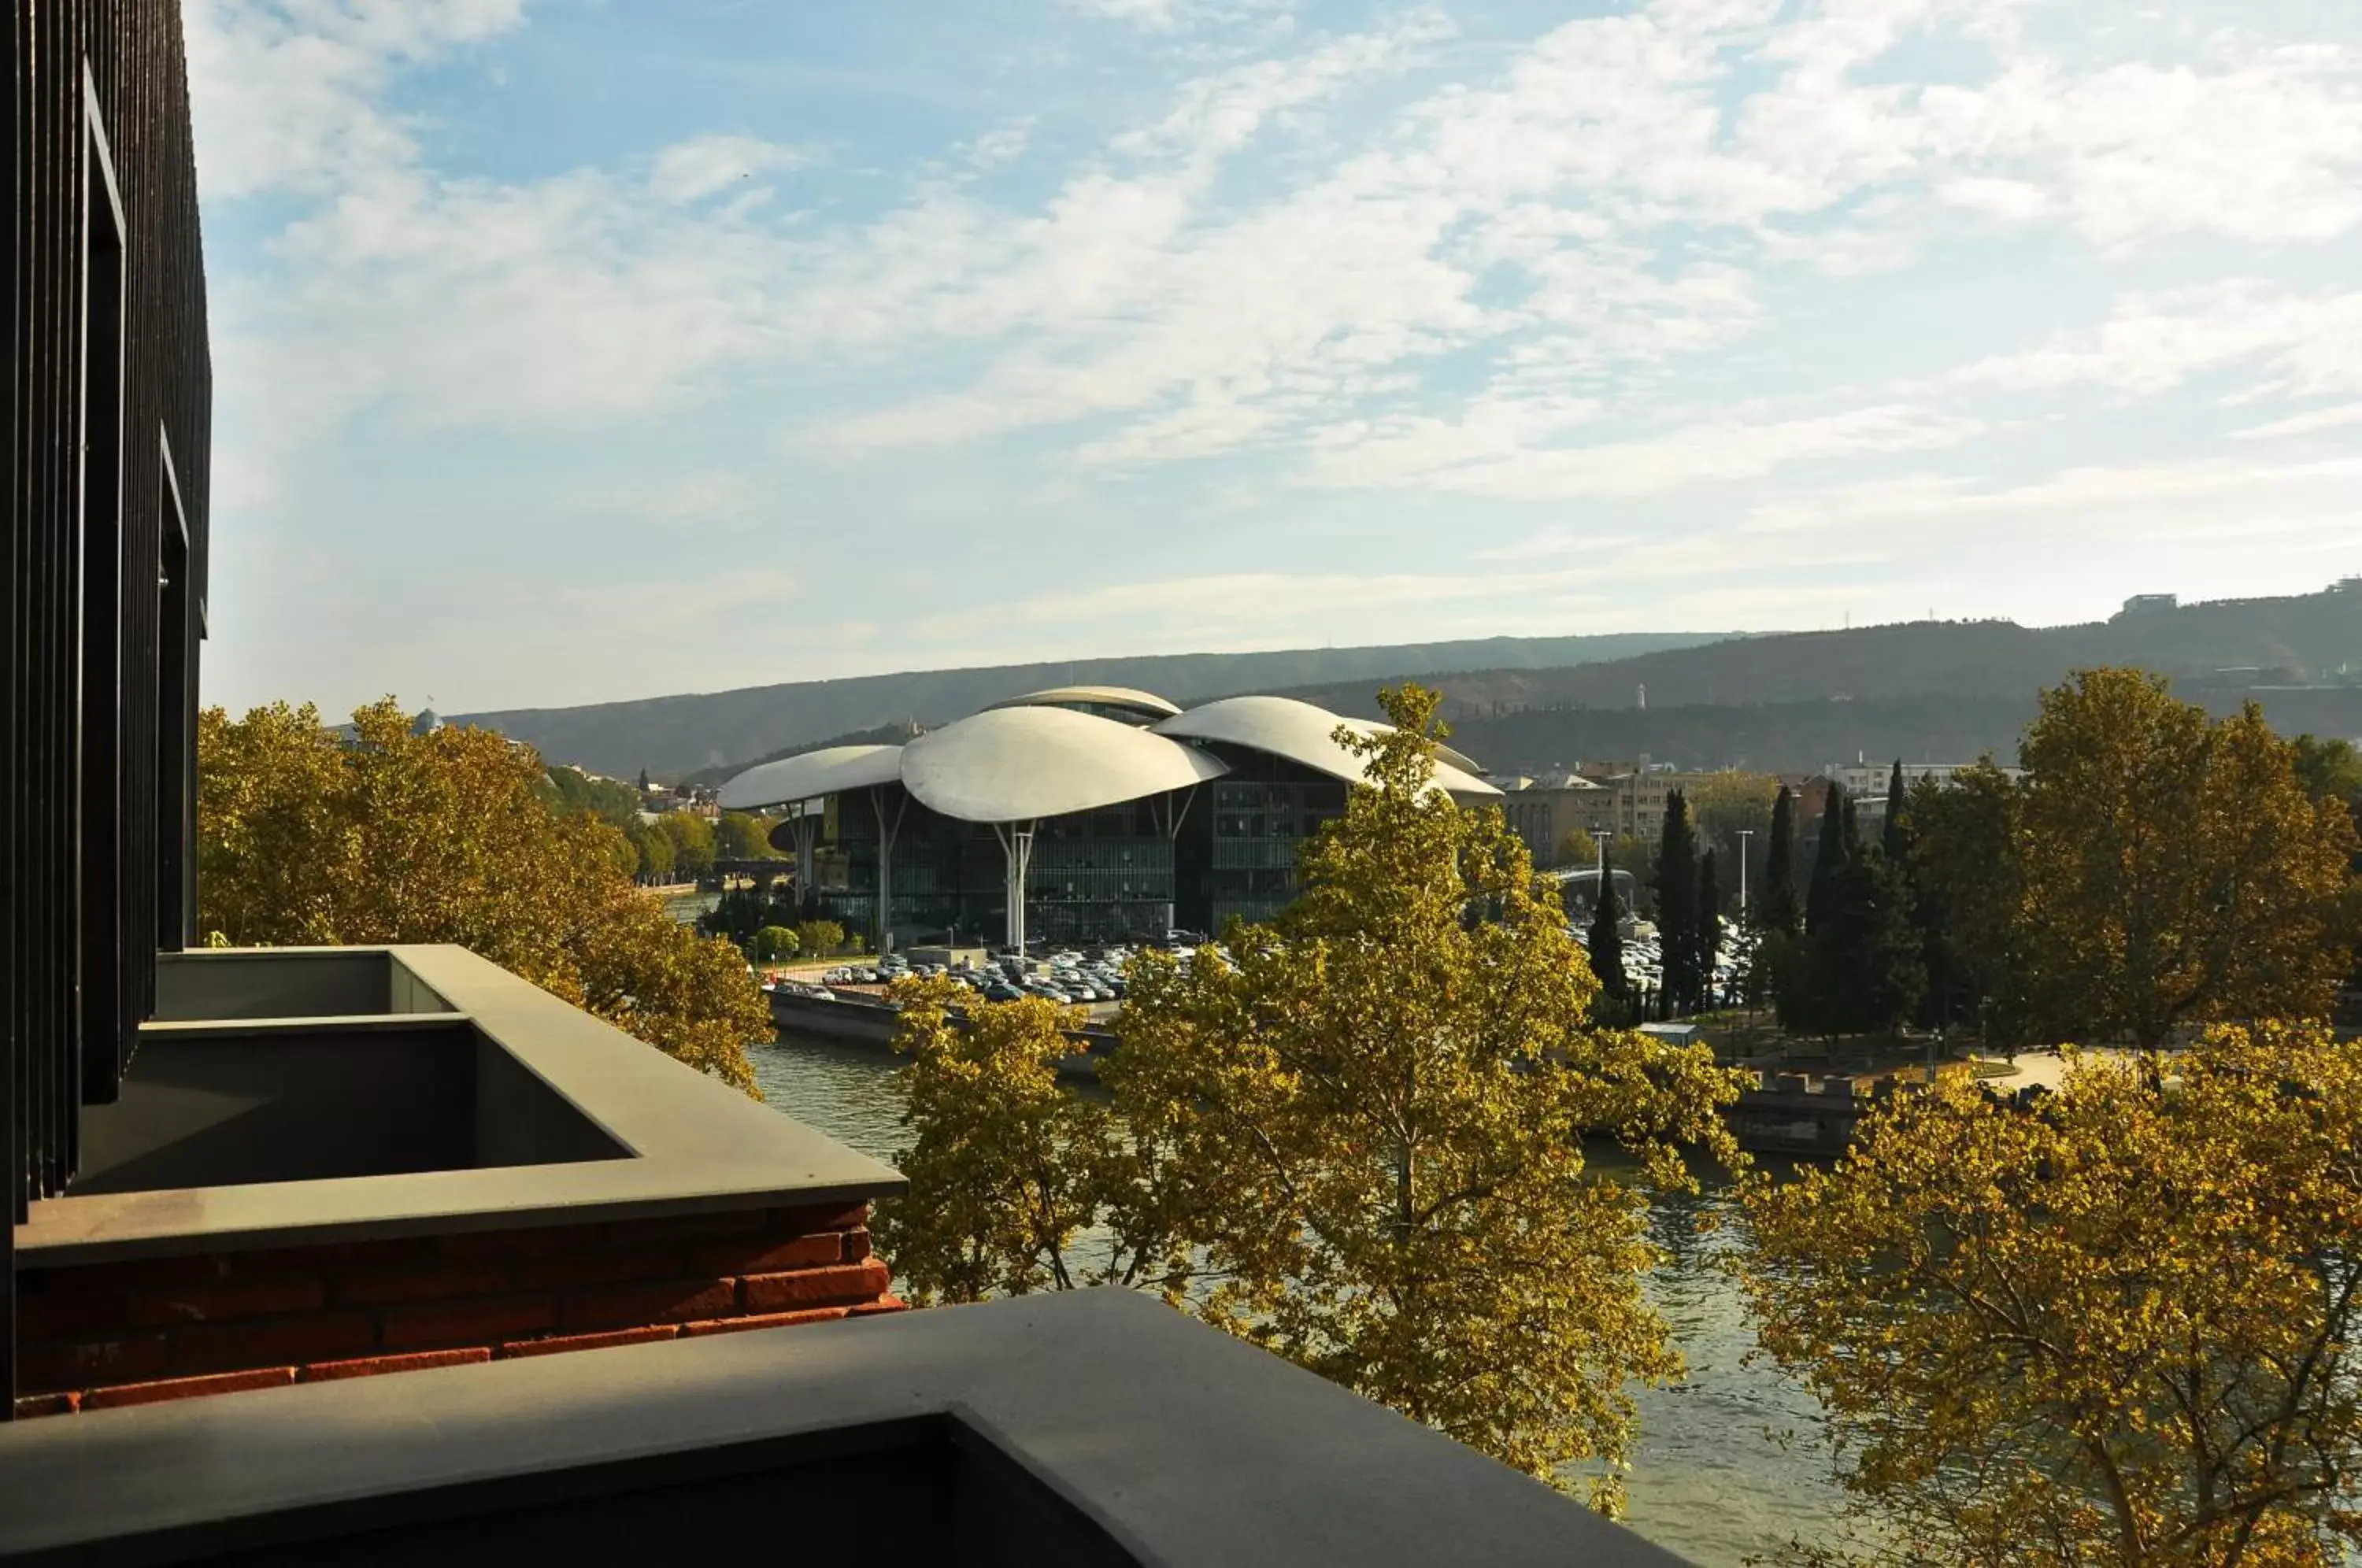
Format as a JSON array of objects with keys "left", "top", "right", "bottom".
[
  {"left": 1761, "top": 785, "right": 1799, "bottom": 934},
  {"left": 1696, "top": 849, "right": 1723, "bottom": 1012},
  {"left": 1883, "top": 759, "right": 1908, "bottom": 861},
  {"left": 1657, "top": 790, "right": 1701, "bottom": 1014},
  {"left": 1587, "top": 842, "right": 1627, "bottom": 1015},
  {"left": 1805, "top": 781, "right": 1849, "bottom": 932}
]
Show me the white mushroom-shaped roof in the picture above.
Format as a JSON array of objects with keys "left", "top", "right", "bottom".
[
  {"left": 1156, "top": 697, "right": 1501, "bottom": 804},
  {"left": 983, "top": 685, "right": 1183, "bottom": 722},
  {"left": 719, "top": 744, "right": 905, "bottom": 812},
  {"left": 901, "top": 705, "right": 1229, "bottom": 823}
]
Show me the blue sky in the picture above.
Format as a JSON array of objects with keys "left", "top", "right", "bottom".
[{"left": 191, "top": 0, "right": 2362, "bottom": 716}]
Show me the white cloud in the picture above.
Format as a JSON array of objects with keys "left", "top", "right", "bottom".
[
  {"left": 2229, "top": 401, "right": 2362, "bottom": 440},
  {"left": 1319, "top": 404, "right": 1985, "bottom": 499},
  {"left": 1942, "top": 283, "right": 2362, "bottom": 400},
  {"left": 186, "top": 0, "right": 528, "bottom": 198},
  {"left": 648, "top": 135, "right": 814, "bottom": 204}
]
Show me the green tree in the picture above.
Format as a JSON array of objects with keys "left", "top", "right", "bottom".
[
  {"left": 753, "top": 926, "right": 799, "bottom": 962},
  {"left": 2291, "top": 734, "right": 2362, "bottom": 810},
  {"left": 198, "top": 699, "right": 764, "bottom": 1091},
  {"left": 1657, "top": 790, "right": 1701, "bottom": 1015},
  {"left": 1742, "top": 1022, "right": 2362, "bottom": 1567},
  {"left": 1805, "top": 782, "right": 1849, "bottom": 933},
  {"left": 717, "top": 811, "right": 779, "bottom": 862},
  {"left": 638, "top": 767, "right": 651, "bottom": 793},
  {"left": 1903, "top": 764, "right": 2022, "bottom": 1042},
  {"left": 657, "top": 810, "right": 718, "bottom": 879},
  {"left": 1760, "top": 784, "right": 1800, "bottom": 935},
  {"left": 1695, "top": 849, "right": 1723, "bottom": 1010},
  {"left": 876, "top": 684, "right": 1749, "bottom": 1507},
  {"left": 1558, "top": 826, "right": 1600, "bottom": 870},
  {"left": 1881, "top": 758, "right": 1906, "bottom": 861},
  {"left": 795, "top": 918, "right": 847, "bottom": 956},
  {"left": 627, "top": 822, "right": 674, "bottom": 885}
]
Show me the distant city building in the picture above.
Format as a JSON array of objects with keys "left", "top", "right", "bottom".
[
  {"left": 1498, "top": 778, "right": 1601, "bottom": 866},
  {"left": 1568, "top": 758, "right": 1720, "bottom": 842},
  {"left": 2121, "top": 593, "right": 2179, "bottom": 616}
]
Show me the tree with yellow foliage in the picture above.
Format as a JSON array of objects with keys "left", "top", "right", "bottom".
[
  {"left": 1911, "top": 671, "right": 2360, "bottom": 1050},
  {"left": 1742, "top": 1021, "right": 2362, "bottom": 1567},
  {"left": 198, "top": 698, "right": 765, "bottom": 1091},
  {"left": 875, "top": 684, "right": 1749, "bottom": 1510}
]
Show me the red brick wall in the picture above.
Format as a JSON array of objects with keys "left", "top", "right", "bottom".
[{"left": 13, "top": 1203, "right": 903, "bottom": 1417}]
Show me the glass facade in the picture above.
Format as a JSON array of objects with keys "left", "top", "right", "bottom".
[
  {"left": 1181, "top": 749, "right": 1346, "bottom": 931},
  {"left": 801, "top": 748, "right": 1356, "bottom": 948}
]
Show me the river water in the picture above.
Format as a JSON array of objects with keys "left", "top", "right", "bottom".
[{"left": 750, "top": 1031, "right": 1851, "bottom": 1567}]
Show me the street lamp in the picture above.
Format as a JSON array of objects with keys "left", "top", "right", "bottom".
[{"left": 1734, "top": 828, "right": 1754, "bottom": 919}]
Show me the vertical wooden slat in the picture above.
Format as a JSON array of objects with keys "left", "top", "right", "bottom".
[{"left": 6, "top": 0, "right": 210, "bottom": 1417}]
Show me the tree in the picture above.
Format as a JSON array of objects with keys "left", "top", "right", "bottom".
[
  {"left": 718, "top": 811, "right": 779, "bottom": 862},
  {"left": 198, "top": 699, "right": 764, "bottom": 1091},
  {"left": 1742, "top": 1021, "right": 2362, "bottom": 1567},
  {"left": 753, "top": 926, "right": 799, "bottom": 962},
  {"left": 1805, "top": 782, "right": 1849, "bottom": 933},
  {"left": 627, "top": 822, "right": 674, "bottom": 884},
  {"left": 795, "top": 918, "right": 846, "bottom": 956},
  {"left": 876, "top": 684, "right": 1749, "bottom": 1508},
  {"left": 2006, "top": 670, "right": 2358, "bottom": 1048},
  {"left": 1760, "top": 785, "right": 1800, "bottom": 935},
  {"left": 638, "top": 767, "right": 651, "bottom": 793},
  {"left": 1695, "top": 849, "right": 1722, "bottom": 1011},
  {"left": 1558, "top": 826, "right": 1600, "bottom": 870},
  {"left": 1590, "top": 840, "right": 1629, "bottom": 1015},
  {"left": 1881, "top": 758, "right": 1907, "bottom": 862},
  {"left": 658, "top": 811, "right": 717, "bottom": 880},
  {"left": 2290, "top": 734, "right": 2362, "bottom": 812},
  {"left": 1657, "top": 790, "right": 1701, "bottom": 1015},
  {"left": 1903, "top": 764, "right": 2022, "bottom": 1042}
]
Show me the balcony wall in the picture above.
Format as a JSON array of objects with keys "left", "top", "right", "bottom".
[{"left": 12, "top": 946, "right": 905, "bottom": 1415}]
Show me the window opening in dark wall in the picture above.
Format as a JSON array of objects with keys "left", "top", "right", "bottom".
[
  {"left": 157, "top": 438, "right": 194, "bottom": 957},
  {"left": 78, "top": 73, "right": 129, "bottom": 1110}
]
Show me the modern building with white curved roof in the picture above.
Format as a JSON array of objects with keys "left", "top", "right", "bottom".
[{"left": 720, "top": 686, "right": 1500, "bottom": 952}]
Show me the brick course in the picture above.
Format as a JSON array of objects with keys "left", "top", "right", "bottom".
[{"left": 15, "top": 1201, "right": 898, "bottom": 1415}]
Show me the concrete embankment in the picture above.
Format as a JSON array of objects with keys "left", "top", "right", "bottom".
[{"left": 767, "top": 989, "right": 1116, "bottom": 1079}]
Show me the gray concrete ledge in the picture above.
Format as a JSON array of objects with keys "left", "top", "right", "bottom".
[
  {"left": 18, "top": 945, "right": 902, "bottom": 1267},
  {"left": 0, "top": 1288, "right": 1693, "bottom": 1566}
]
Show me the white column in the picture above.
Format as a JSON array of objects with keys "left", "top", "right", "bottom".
[
  {"left": 871, "top": 787, "right": 908, "bottom": 955},
  {"left": 994, "top": 821, "right": 1036, "bottom": 952}
]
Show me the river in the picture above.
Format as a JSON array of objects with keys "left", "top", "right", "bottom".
[{"left": 750, "top": 1031, "right": 1851, "bottom": 1567}]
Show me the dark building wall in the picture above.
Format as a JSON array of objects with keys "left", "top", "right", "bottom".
[{"left": 7, "top": 0, "right": 213, "bottom": 1408}]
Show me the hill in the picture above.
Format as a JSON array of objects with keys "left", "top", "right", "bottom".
[
  {"left": 1426, "top": 683, "right": 2362, "bottom": 778},
  {"left": 1270, "top": 589, "right": 2362, "bottom": 727},
  {"left": 468, "top": 584, "right": 2361, "bottom": 782},
  {"left": 454, "top": 631, "right": 1731, "bottom": 780}
]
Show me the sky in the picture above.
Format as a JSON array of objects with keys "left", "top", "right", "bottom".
[{"left": 190, "top": 0, "right": 2362, "bottom": 717}]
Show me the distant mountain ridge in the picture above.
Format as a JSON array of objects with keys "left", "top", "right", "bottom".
[
  {"left": 466, "top": 586, "right": 2361, "bottom": 782},
  {"left": 454, "top": 631, "right": 1734, "bottom": 780}
]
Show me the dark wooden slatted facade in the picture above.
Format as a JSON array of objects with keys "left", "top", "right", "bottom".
[{"left": 5, "top": 0, "right": 211, "bottom": 1413}]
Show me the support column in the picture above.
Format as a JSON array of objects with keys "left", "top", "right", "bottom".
[
  {"left": 790, "top": 809, "right": 819, "bottom": 910},
  {"left": 870, "top": 786, "right": 908, "bottom": 956},
  {"left": 994, "top": 821, "right": 1036, "bottom": 954}
]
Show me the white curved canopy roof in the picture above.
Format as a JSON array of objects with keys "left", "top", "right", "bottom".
[
  {"left": 719, "top": 744, "right": 905, "bottom": 812},
  {"left": 902, "top": 705, "right": 1229, "bottom": 823},
  {"left": 984, "top": 685, "right": 1183, "bottom": 722},
  {"left": 1157, "top": 697, "right": 1501, "bottom": 804}
]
